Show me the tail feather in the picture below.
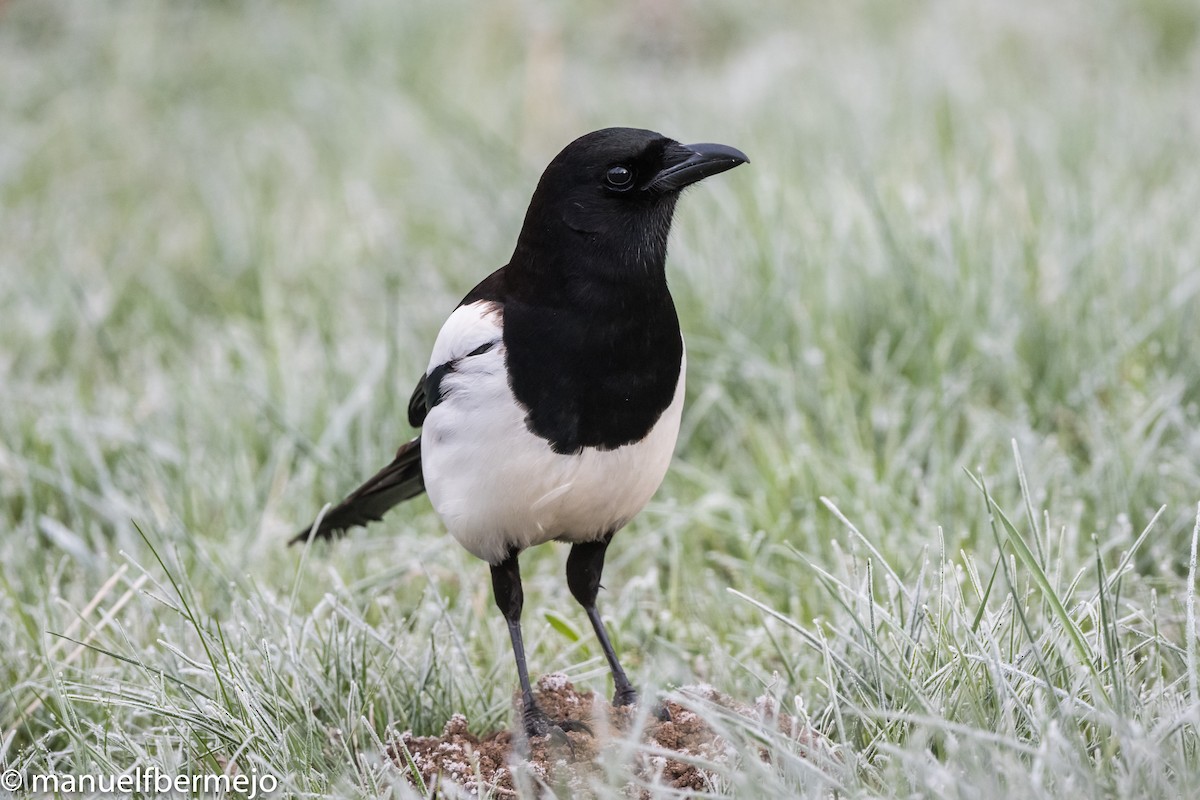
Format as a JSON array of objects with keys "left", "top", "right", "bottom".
[{"left": 290, "top": 437, "right": 425, "bottom": 545}]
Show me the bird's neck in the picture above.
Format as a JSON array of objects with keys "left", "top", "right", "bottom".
[{"left": 507, "top": 227, "right": 672, "bottom": 313}]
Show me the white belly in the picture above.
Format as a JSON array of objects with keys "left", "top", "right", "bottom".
[{"left": 421, "top": 343, "right": 685, "bottom": 564}]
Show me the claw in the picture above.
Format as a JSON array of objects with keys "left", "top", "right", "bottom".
[{"left": 545, "top": 725, "right": 574, "bottom": 755}]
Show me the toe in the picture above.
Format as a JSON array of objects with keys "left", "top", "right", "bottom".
[{"left": 557, "top": 718, "right": 593, "bottom": 736}]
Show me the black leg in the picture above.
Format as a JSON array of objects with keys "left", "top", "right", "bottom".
[
  {"left": 566, "top": 536, "right": 640, "bottom": 707},
  {"left": 490, "top": 549, "right": 592, "bottom": 742},
  {"left": 490, "top": 551, "right": 538, "bottom": 726}
]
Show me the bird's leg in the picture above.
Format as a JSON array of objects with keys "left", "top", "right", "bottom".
[
  {"left": 567, "top": 536, "right": 652, "bottom": 710},
  {"left": 490, "top": 549, "right": 591, "bottom": 743},
  {"left": 490, "top": 550, "right": 542, "bottom": 732}
]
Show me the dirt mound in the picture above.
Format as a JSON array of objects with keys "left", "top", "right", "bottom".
[{"left": 389, "top": 674, "right": 812, "bottom": 796}]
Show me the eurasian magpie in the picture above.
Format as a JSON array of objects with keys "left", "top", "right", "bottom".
[{"left": 294, "top": 127, "right": 747, "bottom": 741}]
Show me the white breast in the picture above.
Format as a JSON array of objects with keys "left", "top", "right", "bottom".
[{"left": 419, "top": 302, "right": 684, "bottom": 564}]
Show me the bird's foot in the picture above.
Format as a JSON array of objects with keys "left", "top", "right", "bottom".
[
  {"left": 516, "top": 702, "right": 592, "bottom": 757},
  {"left": 613, "top": 685, "right": 639, "bottom": 708},
  {"left": 613, "top": 686, "right": 672, "bottom": 722}
]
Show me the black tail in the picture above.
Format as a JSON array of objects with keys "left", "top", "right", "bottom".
[{"left": 290, "top": 437, "right": 425, "bottom": 545}]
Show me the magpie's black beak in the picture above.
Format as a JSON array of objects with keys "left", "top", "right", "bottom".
[{"left": 648, "top": 142, "right": 749, "bottom": 193}]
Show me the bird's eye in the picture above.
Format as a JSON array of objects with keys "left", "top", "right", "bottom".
[{"left": 605, "top": 165, "right": 634, "bottom": 190}]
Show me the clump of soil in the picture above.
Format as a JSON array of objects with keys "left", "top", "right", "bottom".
[{"left": 389, "top": 674, "right": 815, "bottom": 797}]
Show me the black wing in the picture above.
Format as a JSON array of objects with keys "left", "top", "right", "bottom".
[{"left": 407, "top": 377, "right": 429, "bottom": 427}]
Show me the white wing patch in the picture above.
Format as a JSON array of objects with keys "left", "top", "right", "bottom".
[{"left": 426, "top": 301, "right": 503, "bottom": 373}]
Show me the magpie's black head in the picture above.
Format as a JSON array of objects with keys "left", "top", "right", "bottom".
[{"left": 511, "top": 127, "right": 748, "bottom": 287}]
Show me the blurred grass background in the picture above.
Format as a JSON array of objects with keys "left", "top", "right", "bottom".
[{"left": 2, "top": 0, "right": 1199, "bottom": 796}]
